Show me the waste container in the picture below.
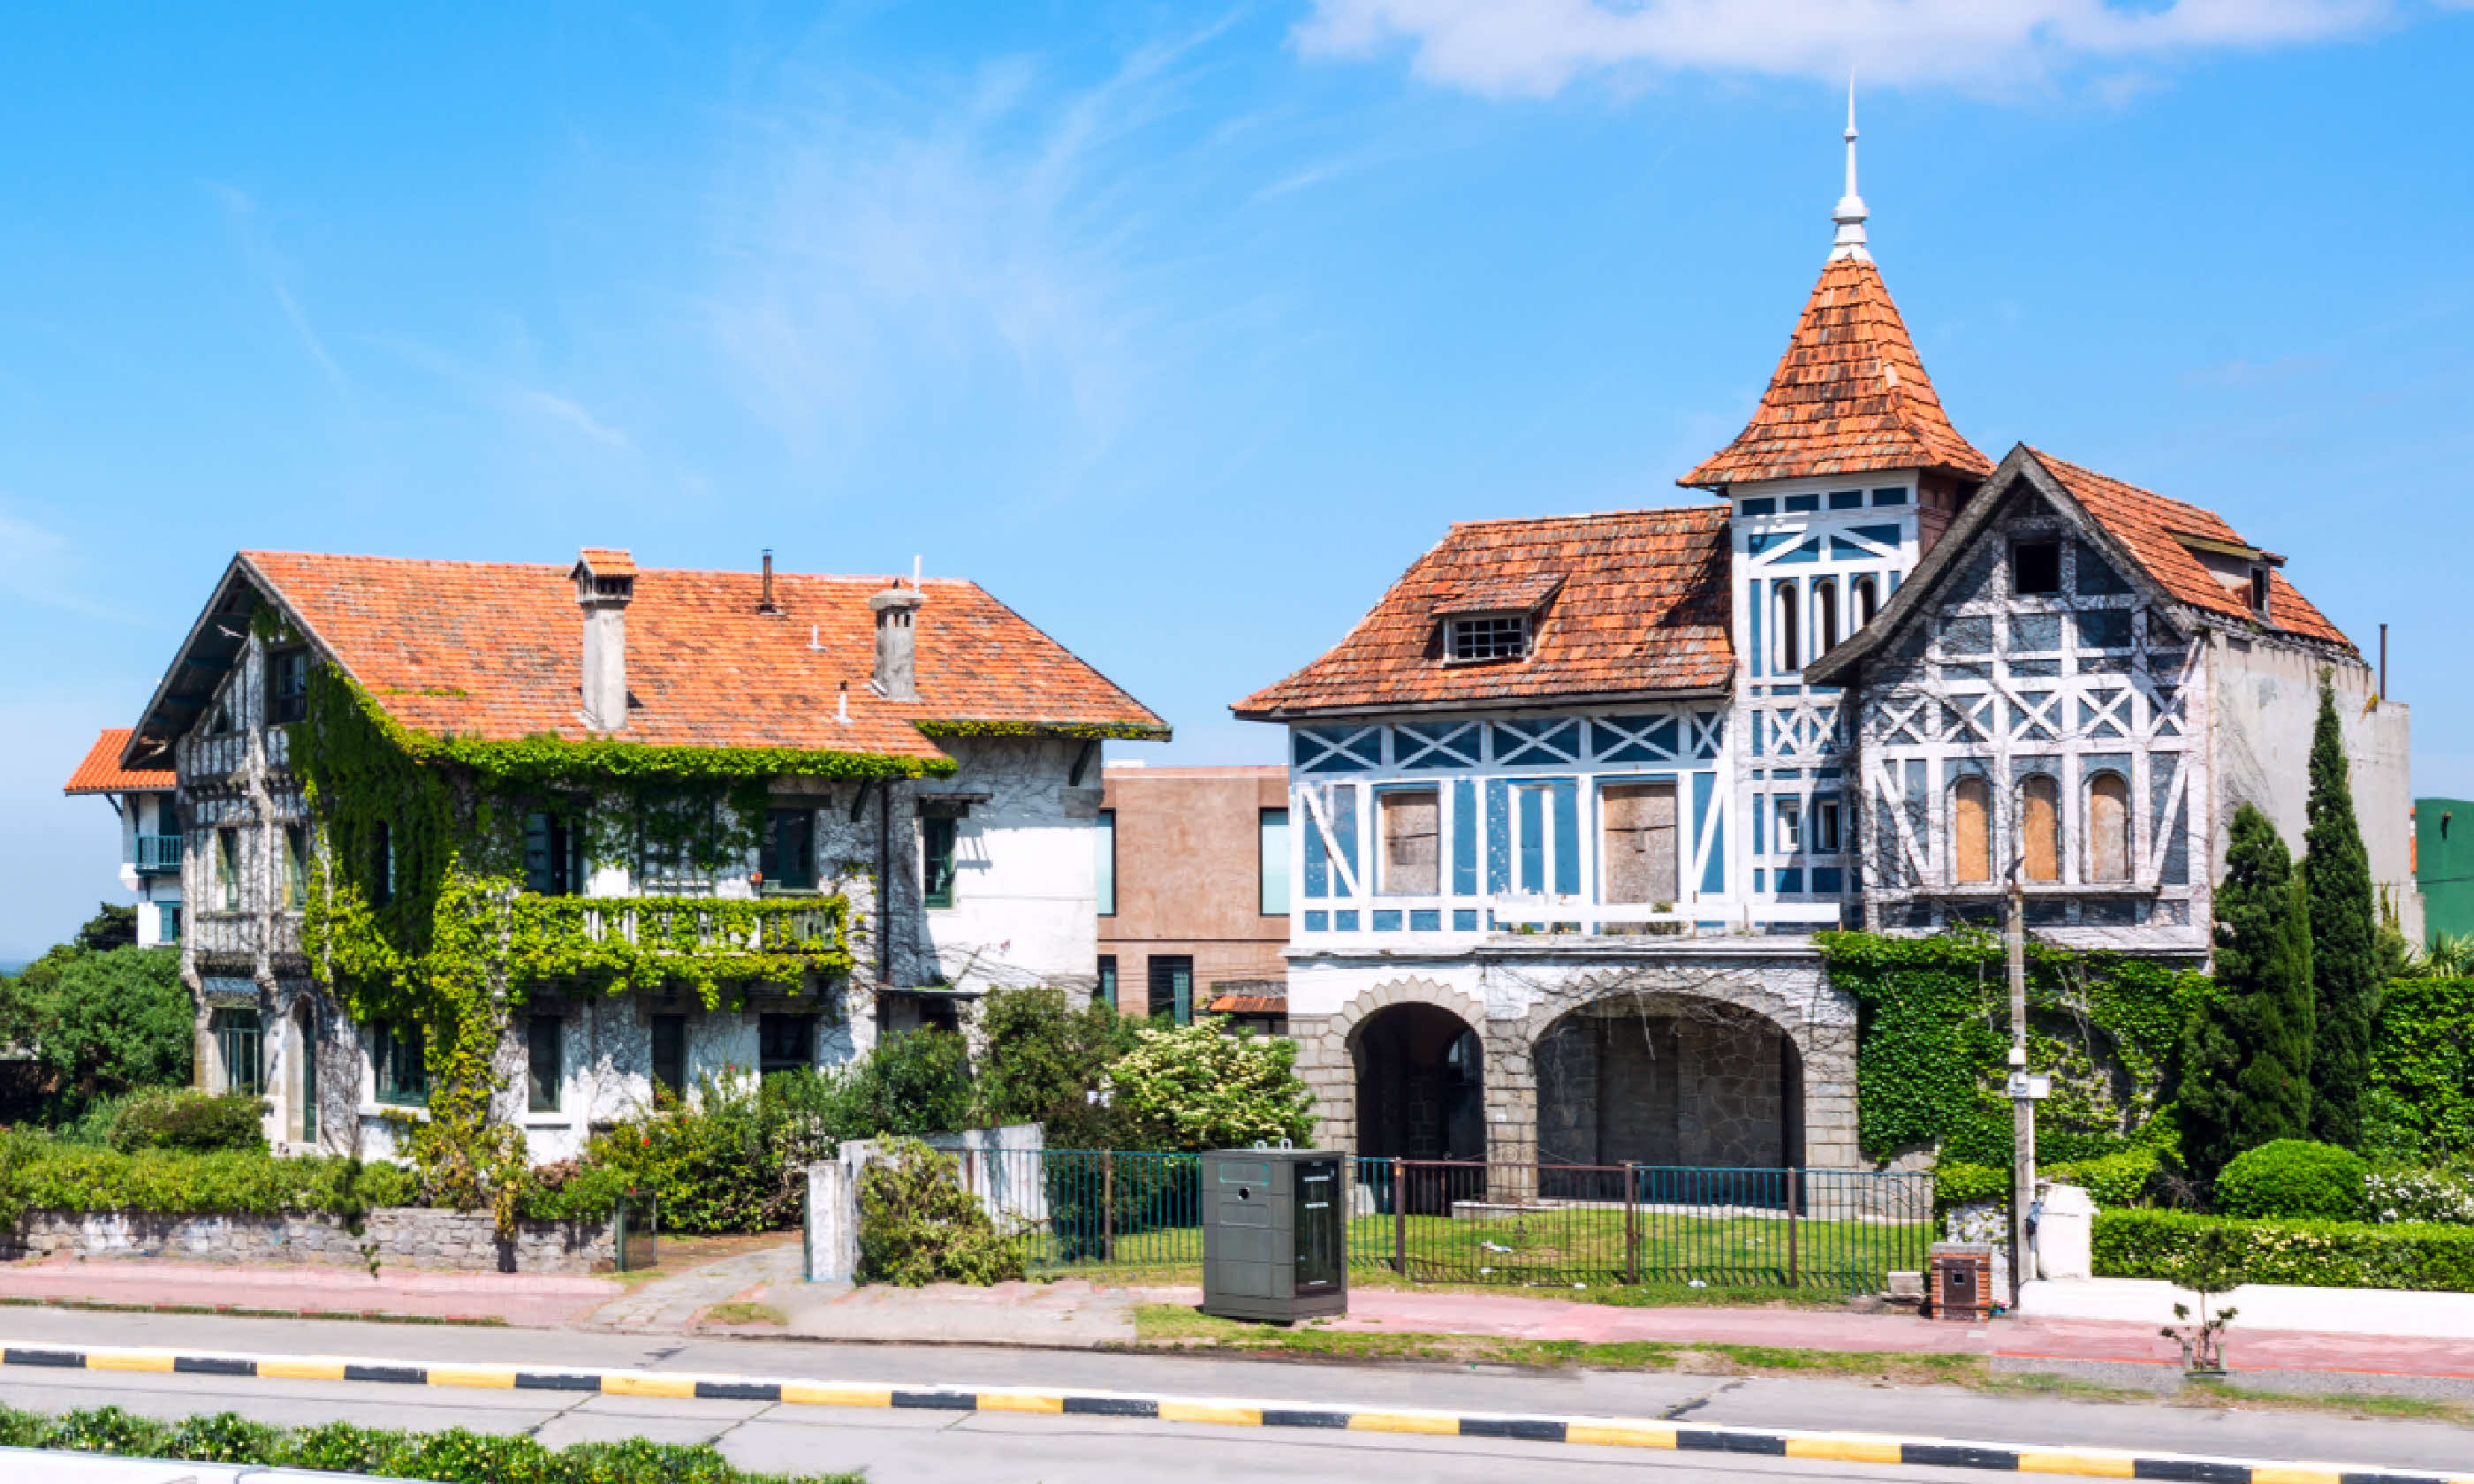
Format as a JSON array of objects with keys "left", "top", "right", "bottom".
[{"left": 1199, "top": 1147, "right": 1347, "bottom": 1322}]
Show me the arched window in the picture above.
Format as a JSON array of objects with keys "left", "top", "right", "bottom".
[
  {"left": 1952, "top": 776, "right": 1992, "bottom": 884},
  {"left": 1853, "top": 574, "right": 1879, "bottom": 627},
  {"left": 2021, "top": 775, "right": 2060, "bottom": 882},
  {"left": 2088, "top": 772, "right": 2131, "bottom": 882},
  {"left": 1813, "top": 579, "right": 1840, "bottom": 655},
  {"left": 1774, "top": 583, "right": 1800, "bottom": 671}
]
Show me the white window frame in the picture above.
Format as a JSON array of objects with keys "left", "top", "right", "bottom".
[{"left": 1444, "top": 613, "right": 1529, "bottom": 662}]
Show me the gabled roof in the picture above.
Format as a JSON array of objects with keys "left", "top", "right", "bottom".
[
  {"left": 1681, "top": 257, "right": 1992, "bottom": 488},
  {"left": 1233, "top": 507, "right": 1734, "bottom": 719},
  {"left": 65, "top": 728, "right": 175, "bottom": 795},
  {"left": 1808, "top": 444, "right": 2353, "bottom": 685},
  {"left": 125, "top": 551, "right": 1165, "bottom": 768}
]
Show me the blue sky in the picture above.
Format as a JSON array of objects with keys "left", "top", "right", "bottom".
[{"left": 5, "top": 2, "right": 2470, "bottom": 958}]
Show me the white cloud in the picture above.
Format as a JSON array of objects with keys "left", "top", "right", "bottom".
[
  {"left": 0, "top": 508, "right": 125, "bottom": 621},
  {"left": 1295, "top": 0, "right": 2393, "bottom": 95}
]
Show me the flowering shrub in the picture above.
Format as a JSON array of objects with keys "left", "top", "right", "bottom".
[
  {"left": 2366, "top": 1167, "right": 2474, "bottom": 1224},
  {"left": 1103, "top": 1018, "right": 1316, "bottom": 1151},
  {"left": 856, "top": 1139, "right": 1025, "bottom": 1286},
  {"left": 2094, "top": 1209, "right": 2474, "bottom": 1291}
]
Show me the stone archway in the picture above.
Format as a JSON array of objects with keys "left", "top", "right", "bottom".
[
  {"left": 1352, "top": 1002, "right": 1485, "bottom": 1164},
  {"left": 1532, "top": 993, "right": 1802, "bottom": 1188},
  {"left": 1291, "top": 977, "right": 1487, "bottom": 1157}
]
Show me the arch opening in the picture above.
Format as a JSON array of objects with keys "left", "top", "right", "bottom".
[
  {"left": 1952, "top": 776, "right": 1992, "bottom": 884},
  {"left": 1352, "top": 1001, "right": 1486, "bottom": 1215},
  {"left": 2088, "top": 771, "right": 2132, "bottom": 882},
  {"left": 1535, "top": 994, "right": 1803, "bottom": 1199}
]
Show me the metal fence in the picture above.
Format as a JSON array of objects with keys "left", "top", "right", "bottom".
[{"left": 938, "top": 1149, "right": 1931, "bottom": 1294}]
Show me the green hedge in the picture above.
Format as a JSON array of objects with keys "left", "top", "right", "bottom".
[
  {"left": 0, "top": 1402, "right": 844, "bottom": 1482},
  {"left": 2093, "top": 1208, "right": 2474, "bottom": 1292},
  {"left": 0, "top": 1140, "right": 419, "bottom": 1223}
]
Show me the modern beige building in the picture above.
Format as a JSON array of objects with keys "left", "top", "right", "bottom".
[{"left": 1097, "top": 763, "right": 1290, "bottom": 1029}]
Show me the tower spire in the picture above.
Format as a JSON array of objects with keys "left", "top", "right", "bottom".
[{"left": 1830, "top": 76, "right": 1870, "bottom": 262}]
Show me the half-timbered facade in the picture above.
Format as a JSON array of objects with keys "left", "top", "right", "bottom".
[{"left": 1236, "top": 116, "right": 2417, "bottom": 1171}]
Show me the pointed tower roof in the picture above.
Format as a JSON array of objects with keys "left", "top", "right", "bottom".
[{"left": 1681, "top": 98, "right": 1992, "bottom": 489}]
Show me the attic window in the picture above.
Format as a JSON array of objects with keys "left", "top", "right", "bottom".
[
  {"left": 1446, "top": 614, "right": 1529, "bottom": 662},
  {"left": 2249, "top": 566, "right": 2272, "bottom": 619},
  {"left": 2014, "top": 540, "right": 2062, "bottom": 596}
]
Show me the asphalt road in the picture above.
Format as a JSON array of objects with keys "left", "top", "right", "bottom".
[{"left": 0, "top": 1308, "right": 2466, "bottom": 1481}]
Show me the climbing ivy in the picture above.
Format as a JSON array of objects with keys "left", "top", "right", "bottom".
[
  {"left": 1816, "top": 930, "right": 2219, "bottom": 1169},
  {"left": 290, "top": 664, "right": 873, "bottom": 1226},
  {"left": 913, "top": 718, "right": 1168, "bottom": 741}
]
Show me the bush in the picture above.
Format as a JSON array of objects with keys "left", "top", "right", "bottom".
[
  {"left": 1933, "top": 1161, "right": 2007, "bottom": 1210},
  {"left": 844, "top": 1029, "right": 974, "bottom": 1136},
  {"left": 2365, "top": 1167, "right": 2474, "bottom": 1224},
  {"left": 2094, "top": 1208, "right": 2474, "bottom": 1291},
  {"left": 4, "top": 945, "right": 192, "bottom": 1123},
  {"left": 0, "top": 1401, "right": 836, "bottom": 1481},
  {"left": 2214, "top": 1139, "right": 2367, "bottom": 1220},
  {"left": 975, "top": 986, "right": 1137, "bottom": 1127},
  {"left": 857, "top": 1139, "right": 1025, "bottom": 1286},
  {"left": 0, "top": 1132, "right": 416, "bottom": 1223},
  {"left": 108, "top": 1089, "right": 267, "bottom": 1154},
  {"left": 2045, "top": 1147, "right": 2161, "bottom": 1208},
  {"left": 1104, "top": 1018, "right": 1316, "bottom": 1151}
]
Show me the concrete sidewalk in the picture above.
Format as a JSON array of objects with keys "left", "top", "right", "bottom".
[{"left": 0, "top": 1259, "right": 618, "bottom": 1326}]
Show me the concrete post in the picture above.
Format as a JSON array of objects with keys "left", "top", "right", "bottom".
[
  {"left": 2033, "top": 1183, "right": 2094, "bottom": 1282},
  {"left": 805, "top": 1160, "right": 860, "bottom": 1283}
]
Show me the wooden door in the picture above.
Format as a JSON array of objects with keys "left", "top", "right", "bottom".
[{"left": 1600, "top": 783, "right": 1679, "bottom": 904}]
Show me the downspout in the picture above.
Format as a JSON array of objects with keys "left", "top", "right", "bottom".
[{"left": 877, "top": 778, "right": 892, "bottom": 988}]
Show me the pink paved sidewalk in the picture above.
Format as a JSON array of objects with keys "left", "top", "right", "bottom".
[
  {"left": 1136, "top": 1284, "right": 2474, "bottom": 1379},
  {"left": 0, "top": 1260, "right": 619, "bottom": 1326}
]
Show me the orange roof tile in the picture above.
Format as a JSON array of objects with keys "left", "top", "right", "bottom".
[
  {"left": 235, "top": 552, "right": 1165, "bottom": 761},
  {"left": 1431, "top": 572, "right": 1566, "bottom": 617},
  {"left": 1204, "top": 994, "right": 1287, "bottom": 1016},
  {"left": 65, "top": 727, "right": 175, "bottom": 795},
  {"left": 2026, "top": 449, "right": 2352, "bottom": 648},
  {"left": 575, "top": 548, "right": 636, "bottom": 578},
  {"left": 1233, "top": 507, "right": 1734, "bottom": 717},
  {"left": 1682, "top": 257, "right": 1992, "bottom": 488}
]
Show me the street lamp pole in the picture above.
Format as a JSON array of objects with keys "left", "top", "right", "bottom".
[{"left": 2007, "top": 871, "right": 2038, "bottom": 1305}]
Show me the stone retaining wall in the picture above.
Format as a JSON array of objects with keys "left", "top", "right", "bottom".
[{"left": 2, "top": 1208, "right": 614, "bottom": 1274}]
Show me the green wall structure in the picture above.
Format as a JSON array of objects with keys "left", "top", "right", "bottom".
[{"left": 2417, "top": 798, "right": 2474, "bottom": 946}]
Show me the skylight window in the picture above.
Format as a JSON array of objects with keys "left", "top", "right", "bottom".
[{"left": 1446, "top": 615, "right": 1529, "bottom": 662}]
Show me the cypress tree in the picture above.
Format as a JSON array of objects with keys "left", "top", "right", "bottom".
[
  {"left": 2179, "top": 804, "right": 2314, "bottom": 1182},
  {"left": 2303, "top": 676, "right": 2379, "bottom": 1147}
]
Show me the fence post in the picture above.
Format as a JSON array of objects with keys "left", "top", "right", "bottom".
[
  {"left": 1393, "top": 1162, "right": 1408, "bottom": 1276},
  {"left": 1624, "top": 1163, "right": 1639, "bottom": 1286},
  {"left": 1786, "top": 1168, "right": 1802, "bottom": 1290},
  {"left": 1102, "top": 1151, "right": 1115, "bottom": 1263}
]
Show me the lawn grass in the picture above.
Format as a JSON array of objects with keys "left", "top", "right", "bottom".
[{"left": 698, "top": 1300, "right": 788, "bottom": 1327}]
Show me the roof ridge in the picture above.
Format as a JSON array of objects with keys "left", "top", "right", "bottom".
[
  {"left": 247, "top": 549, "right": 986, "bottom": 588},
  {"left": 1446, "top": 504, "right": 1728, "bottom": 530}
]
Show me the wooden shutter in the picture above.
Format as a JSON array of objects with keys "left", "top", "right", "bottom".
[
  {"left": 2089, "top": 774, "right": 2131, "bottom": 882},
  {"left": 1600, "top": 783, "right": 1678, "bottom": 904},
  {"left": 1379, "top": 790, "right": 1440, "bottom": 896},
  {"left": 2022, "top": 776, "right": 2060, "bottom": 882},
  {"left": 1953, "top": 777, "right": 1992, "bottom": 884}
]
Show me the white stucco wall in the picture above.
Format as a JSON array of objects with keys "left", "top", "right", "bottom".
[
  {"left": 2208, "top": 634, "right": 2420, "bottom": 941},
  {"left": 911, "top": 736, "right": 1104, "bottom": 995}
]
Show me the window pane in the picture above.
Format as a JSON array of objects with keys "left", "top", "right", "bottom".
[
  {"left": 650, "top": 1015, "right": 687, "bottom": 1102},
  {"left": 212, "top": 1009, "right": 262, "bottom": 1099},
  {"left": 922, "top": 816, "right": 958, "bottom": 908},
  {"left": 759, "top": 1014, "right": 815, "bottom": 1078},
  {"left": 762, "top": 808, "right": 817, "bottom": 891},
  {"left": 1148, "top": 957, "right": 1194, "bottom": 1024},
  {"left": 1096, "top": 810, "right": 1116, "bottom": 916},
  {"left": 527, "top": 1016, "right": 562, "bottom": 1112},
  {"left": 1258, "top": 808, "right": 1289, "bottom": 915},
  {"left": 1097, "top": 956, "right": 1118, "bottom": 1011},
  {"left": 1447, "top": 615, "right": 1526, "bottom": 661}
]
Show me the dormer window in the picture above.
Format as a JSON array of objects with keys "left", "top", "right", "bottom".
[
  {"left": 268, "top": 649, "right": 309, "bottom": 724},
  {"left": 1446, "top": 614, "right": 1529, "bottom": 662},
  {"left": 2249, "top": 565, "right": 2271, "bottom": 619}
]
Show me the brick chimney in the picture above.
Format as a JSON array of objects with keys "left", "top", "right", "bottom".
[
  {"left": 869, "top": 575, "right": 924, "bottom": 703},
  {"left": 570, "top": 548, "right": 636, "bottom": 731}
]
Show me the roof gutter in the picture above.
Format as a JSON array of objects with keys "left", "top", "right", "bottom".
[{"left": 1233, "top": 683, "right": 1735, "bottom": 723}]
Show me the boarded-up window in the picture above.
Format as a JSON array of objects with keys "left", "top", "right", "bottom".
[
  {"left": 1600, "top": 783, "right": 1678, "bottom": 905},
  {"left": 2022, "top": 776, "right": 2060, "bottom": 882},
  {"left": 2088, "top": 773, "right": 2131, "bottom": 882},
  {"left": 1952, "top": 776, "right": 1992, "bottom": 884},
  {"left": 1379, "top": 790, "right": 1440, "bottom": 896}
]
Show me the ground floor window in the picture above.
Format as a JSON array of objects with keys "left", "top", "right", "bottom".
[
  {"left": 211, "top": 1008, "right": 262, "bottom": 1099},
  {"left": 1147, "top": 956, "right": 1193, "bottom": 1025},
  {"left": 759, "top": 1013, "right": 816, "bottom": 1079},
  {"left": 373, "top": 1021, "right": 428, "bottom": 1106},
  {"left": 650, "top": 1013, "right": 687, "bottom": 1102},
  {"left": 527, "top": 1015, "right": 563, "bottom": 1112},
  {"left": 1097, "top": 956, "right": 1118, "bottom": 1011}
]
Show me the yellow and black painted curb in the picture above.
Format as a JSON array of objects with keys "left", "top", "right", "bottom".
[{"left": 5, "top": 1339, "right": 2467, "bottom": 1484}]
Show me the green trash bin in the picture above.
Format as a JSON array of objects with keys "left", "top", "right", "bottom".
[
  {"left": 613, "top": 1190, "right": 659, "bottom": 1274},
  {"left": 1199, "top": 1147, "right": 1347, "bottom": 1323}
]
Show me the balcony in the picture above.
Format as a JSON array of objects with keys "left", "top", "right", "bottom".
[
  {"left": 512, "top": 895, "right": 850, "bottom": 966},
  {"left": 133, "top": 835, "right": 182, "bottom": 874}
]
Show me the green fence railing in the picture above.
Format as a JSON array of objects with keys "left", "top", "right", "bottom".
[{"left": 947, "top": 1148, "right": 1930, "bottom": 1294}]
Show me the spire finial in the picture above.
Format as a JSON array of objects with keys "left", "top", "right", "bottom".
[{"left": 1830, "top": 73, "right": 1871, "bottom": 262}]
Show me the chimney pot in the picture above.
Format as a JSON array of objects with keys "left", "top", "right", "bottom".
[
  {"left": 869, "top": 579, "right": 925, "bottom": 702},
  {"left": 570, "top": 548, "right": 635, "bottom": 731},
  {"left": 758, "top": 549, "right": 783, "bottom": 616}
]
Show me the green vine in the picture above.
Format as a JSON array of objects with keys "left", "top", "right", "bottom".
[
  {"left": 291, "top": 664, "right": 866, "bottom": 1228},
  {"left": 1817, "top": 929, "right": 2219, "bottom": 1168},
  {"left": 913, "top": 718, "right": 1169, "bottom": 741}
]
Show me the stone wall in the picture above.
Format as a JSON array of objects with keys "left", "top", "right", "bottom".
[{"left": 2, "top": 1208, "right": 614, "bottom": 1274}]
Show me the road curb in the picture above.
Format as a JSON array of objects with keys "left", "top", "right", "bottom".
[{"left": 4, "top": 1338, "right": 2467, "bottom": 1483}]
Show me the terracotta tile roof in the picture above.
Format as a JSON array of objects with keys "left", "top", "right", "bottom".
[
  {"left": 2027, "top": 449, "right": 2352, "bottom": 648},
  {"left": 575, "top": 548, "right": 635, "bottom": 578},
  {"left": 1682, "top": 258, "right": 1992, "bottom": 488},
  {"left": 65, "top": 727, "right": 176, "bottom": 795},
  {"left": 239, "top": 551, "right": 1165, "bottom": 761},
  {"left": 1204, "top": 994, "right": 1287, "bottom": 1017},
  {"left": 1431, "top": 572, "right": 1565, "bottom": 617},
  {"left": 1233, "top": 508, "right": 1734, "bottom": 717}
]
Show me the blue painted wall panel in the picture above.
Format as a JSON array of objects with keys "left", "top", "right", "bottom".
[
  {"left": 1552, "top": 778, "right": 1580, "bottom": 895},
  {"left": 1452, "top": 778, "right": 1478, "bottom": 897},
  {"left": 1330, "top": 784, "right": 1358, "bottom": 897},
  {"left": 1303, "top": 795, "right": 1328, "bottom": 900},
  {"left": 1696, "top": 771, "right": 1726, "bottom": 896}
]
